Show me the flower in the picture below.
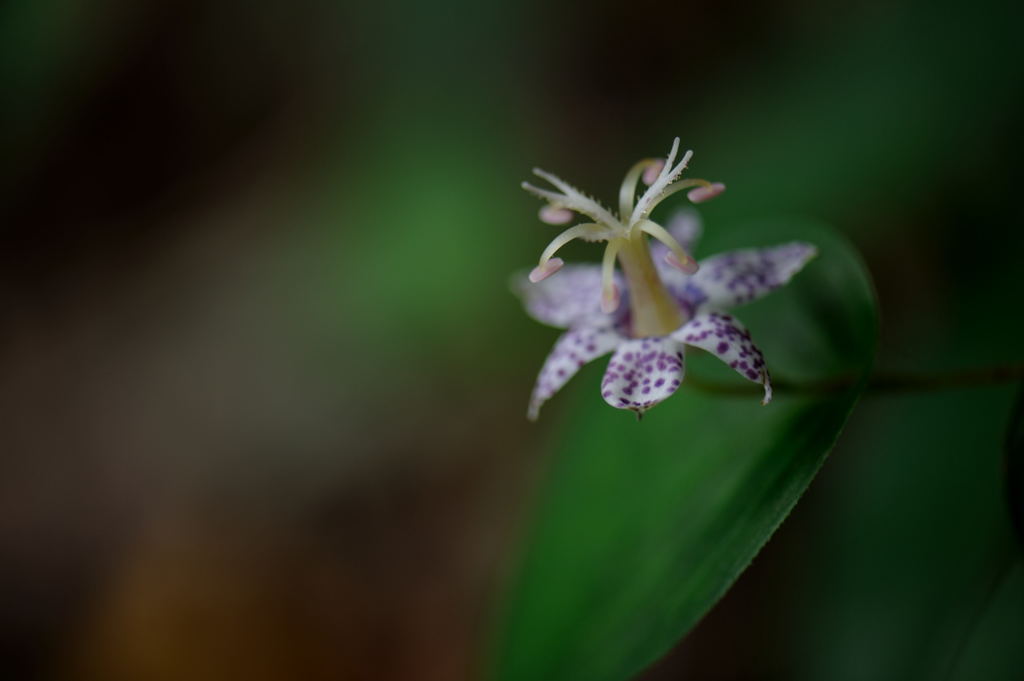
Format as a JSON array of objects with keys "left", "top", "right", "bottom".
[{"left": 513, "top": 138, "right": 817, "bottom": 420}]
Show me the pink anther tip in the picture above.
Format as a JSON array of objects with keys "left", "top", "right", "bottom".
[
  {"left": 529, "top": 257, "right": 565, "bottom": 283},
  {"left": 538, "top": 205, "right": 574, "bottom": 225},
  {"left": 687, "top": 182, "right": 726, "bottom": 204},
  {"left": 665, "top": 250, "right": 699, "bottom": 275},
  {"left": 642, "top": 160, "right": 665, "bottom": 186},
  {"left": 600, "top": 283, "right": 621, "bottom": 314}
]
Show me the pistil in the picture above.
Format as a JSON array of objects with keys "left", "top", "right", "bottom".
[{"left": 616, "top": 233, "right": 685, "bottom": 337}]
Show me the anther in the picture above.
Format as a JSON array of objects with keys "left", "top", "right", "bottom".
[
  {"left": 638, "top": 220, "right": 700, "bottom": 276},
  {"left": 687, "top": 182, "right": 726, "bottom": 203},
  {"left": 529, "top": 257, "right": 564, "bottom": 283},
  {"left": 601, "top": 282, "right": 621, "bottom": 314},
  {"left": 664, "top": 250, "right": 700, "bottom": 275},
  {"left": 539, "top": 205, "right": 574, "bottom": 225}
]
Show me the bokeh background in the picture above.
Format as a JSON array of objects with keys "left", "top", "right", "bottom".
[{"left": 2, "top": 0, "right": 1022, "bottom": 679}]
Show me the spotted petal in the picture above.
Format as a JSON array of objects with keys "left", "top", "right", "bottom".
[
  {"left": 528, "top": 327, "right": 622, "bottom": 420},
  {"left": 513, "top": 265, "right": 626, "bottom": 330},
  {"left": 672, "top": 311, "right": 773, "bottom": 404},
  {"left": 685, "top": 242, "right": 817, "bottom": 311},
  {"left": 601, "top": 337, "right": 685, "bottom": 414}
]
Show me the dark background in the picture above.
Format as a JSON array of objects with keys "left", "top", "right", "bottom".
[{"left": 2, "top": 0, "right": 1022, "bottom": 679}]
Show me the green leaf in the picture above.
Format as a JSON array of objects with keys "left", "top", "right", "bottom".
[
  {"left": 1005, "top": 386, "right": 1024, "bottom": 551},
  {"left": 491, "top": 218, "right": 878, "bottom": 681}
]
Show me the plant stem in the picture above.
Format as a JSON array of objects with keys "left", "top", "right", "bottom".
[{"left": 686, "top": 363, "right": 1024, "bottom": 397}]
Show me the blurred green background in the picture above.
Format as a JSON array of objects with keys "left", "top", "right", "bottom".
[{"left": 1, "top": 0, "right": 1022, "bottom": 679}]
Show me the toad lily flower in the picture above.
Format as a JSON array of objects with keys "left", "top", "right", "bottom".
[{"left": 514, "top": 138, "right": 817, "bottom": 420}]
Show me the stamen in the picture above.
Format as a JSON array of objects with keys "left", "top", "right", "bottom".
[
  {"left": 529, "top": 257, "right": 564, "bottom": 283},
  {"left": 531, "top": 223, "right": 607, "bottom": 282},
  {"left": 639, "top": 220, "right": 699, "bottom": 274},
  {"left": 618, "top": 158, "right": 663, "bottom": 221},
  {"left": 601, "top": 282, "right": 621, "bottom": 314},
  {"left": 538, "top": 205, "right": 574, "bottom": 225},
  {"left": 600, "top": 240, "right": 623, "bottom": 313},
  {"left": 687, "top": 182, "right": 726, "bottom": 203}
]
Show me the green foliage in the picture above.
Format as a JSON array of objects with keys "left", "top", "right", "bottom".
[
  {"left": 491, "top": 219, "right": 877, "bottom": 681},
  {"left": 1006, "top": 388, "right": 1024, "bottom": 551}
]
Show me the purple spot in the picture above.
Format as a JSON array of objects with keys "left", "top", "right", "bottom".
[{"left": 716, "top": 342, "right": 729, "bottom": 354}]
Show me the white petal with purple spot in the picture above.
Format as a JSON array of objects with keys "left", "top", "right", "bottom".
[
  {"left": 672, "top": 311, "right": 773, "bottom": 404},
  {"left": 513, "top": 265, "right": 626, "bottom": 330},
  {"left": 601, "top": 337, "right": 685, "bottom": 414},
  {"left": 688, "top": 242, "right": 817, "bottom": 311},
  {"left": 528, "top": 327, "right": 623, "bottom": 420}
]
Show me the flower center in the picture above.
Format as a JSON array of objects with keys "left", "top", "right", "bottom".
[{"left": 522, "top": 137, "right": 726, "bottom": 338}]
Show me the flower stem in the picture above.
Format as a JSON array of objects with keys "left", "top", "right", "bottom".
[{"left": 686, "top": 363, "right": 1024, "bottom": 397}]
